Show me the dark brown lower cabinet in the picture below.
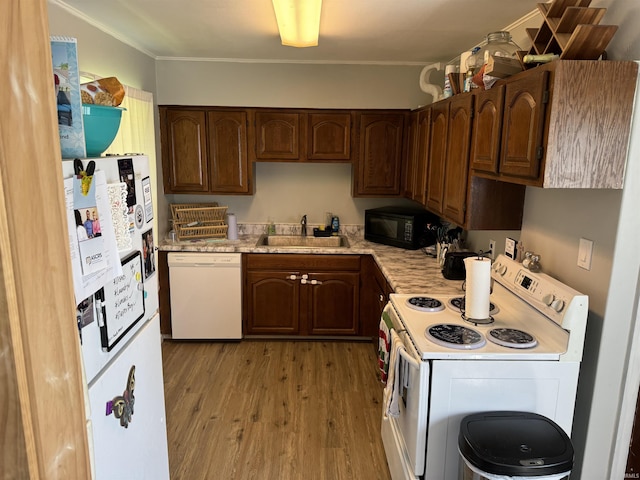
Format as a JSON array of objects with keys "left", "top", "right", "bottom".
[
  {"left": 243, "top": 254, "right": 361, "bottom": 336},
  {"left": 360, "top": 255, "right": 394, "bottom": 340}
]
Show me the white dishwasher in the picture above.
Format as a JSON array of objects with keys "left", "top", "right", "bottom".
[{"left": 168, "top": 252, "right": 242, "bottom": 340}]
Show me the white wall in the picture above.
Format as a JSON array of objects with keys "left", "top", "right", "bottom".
[
  {"left": 48, "top": 4, "right": 156, "bottom": 93},
  {"left": 156, "top": 60, "right": 431, "bottom": 109},
  {"left": 169, "top": 163, "right": 417, "bottom": 227}
]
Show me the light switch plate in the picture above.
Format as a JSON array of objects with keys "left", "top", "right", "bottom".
[{"left": 578, "top": 238, "right": 593, "bottom": 270}]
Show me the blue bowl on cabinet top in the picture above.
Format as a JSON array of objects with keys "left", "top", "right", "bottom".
[{"left": 82, "top": 104, "right": 125, "bottom": 157}]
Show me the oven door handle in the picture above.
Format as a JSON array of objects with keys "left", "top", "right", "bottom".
[
  {"left": 398, "top": 347, "right": 420, "bottom": 369},
  {"left": 398, "top": 346, "right": 420, "bottom": 389}
]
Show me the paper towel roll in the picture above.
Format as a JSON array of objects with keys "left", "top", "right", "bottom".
[
  {"left": 464, "top": 256, "right": 492, "bottom": 320},
  {"left": 227, "top": 213, "right": 238, "bottom": 240}
]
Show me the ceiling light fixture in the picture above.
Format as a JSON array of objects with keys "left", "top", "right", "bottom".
[{"left": 271, "top": 0, "right": 322, "bottom": 48}]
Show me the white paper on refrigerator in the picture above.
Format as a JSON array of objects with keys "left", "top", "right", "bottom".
[{"left": 64, "top": 171, "right": 122, "bottom": 304}]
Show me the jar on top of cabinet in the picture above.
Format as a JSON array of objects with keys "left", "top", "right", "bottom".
[
  {"left": 465, "top": 31, "right": 520, "bottom": 91},
  {"left": 477, "top": 31, "right": 520, "bottom": 64}
]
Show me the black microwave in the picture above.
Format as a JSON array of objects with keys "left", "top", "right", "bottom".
[{"left": 364, "top": 206, "right": 440, "bottom": 250}]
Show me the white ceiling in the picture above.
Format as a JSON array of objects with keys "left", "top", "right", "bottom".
[{"left": 51, "top": 0, "right": 538, "bottom": 65}]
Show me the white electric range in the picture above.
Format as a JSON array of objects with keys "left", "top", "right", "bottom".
[{"left": 381, "top": 254, "right": 588, "bottom": 480}]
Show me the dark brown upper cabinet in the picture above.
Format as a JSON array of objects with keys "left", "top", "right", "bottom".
[
  {"left": 207, "top": 110, "right": 250, "bottom": 194},
  {"left": 421, "top": 94, "right": 525, "bottom": 231},
  {"left": 251, "top": 109, "right": 353, "bottom": 162},
  {"left": 254, "top": 111, "right": 301, "bottom": 160},
  {"left": 499, "top": 69, "right": 549, "bottom": 180},
  {"left": 161, "top": 108, "right": 210, "bottom": 193},
  {"left": 353, "top": 111, "right": 407, "bottom": 197},
  {"left": 426, "top": 102, "right": 449, "bottom": 213},
  {"left": 307, "top": 112, "right": 352, "bottom": 161},
  {"left": 442, "top": 94, "right": 474, "bottom": 226},
  {"left": 403, "top": 108, "right": 431, "bottom": 205},
  {"left": 160, "top": 106, "right": 252, "bottom": 195},
  {"left": 471, "top": 60, "right": 638, "bottom": 188},
  {"left": 470, "top": 85, "right": 505, "bottom": 175}
]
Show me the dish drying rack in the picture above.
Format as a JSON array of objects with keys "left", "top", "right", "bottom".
[{"left": 170, "top": 203, "right": 228, "bottom": 240}]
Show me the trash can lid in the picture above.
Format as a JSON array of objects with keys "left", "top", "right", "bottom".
[{"left": 459, "top": 411, "right": 574, "bottom": 477}]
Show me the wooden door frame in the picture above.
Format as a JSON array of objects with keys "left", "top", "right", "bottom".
[{"left": 1, "top": 1, "right": 91, "bottom": 478}]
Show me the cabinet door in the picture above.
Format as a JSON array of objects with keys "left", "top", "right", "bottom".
[
  {"left": 426, "top": 102, "right": 449, "bottom": 214},
  {"left": 244, "top": 271, "right": 300, "bottom": 334},
  {"left": 355, "top": 113, "right": 405, "bottom": 196},
  {"left": 412, "top": 108, "right": 431, "bottom": 206},
  {"left": 254, "top": 111, "right": 300, "bottom": 160},
  {"left": 442, "top": 94, "right": 474, "bottom": 226},
  {"left": 402, "top": 111, "right": 419, "bottom": 198},
  {"left": 471, "top": 85, "right": 505, "bottom": 174},
  {"left": 306, "top": 272, "right": 359, "bottom": 335},
  {"left": 500, "top": 70, "right": 549, "bottom": 179},
  {"left": 162, "top": 109, "right": 209, "bottom": 193},
  {"left": 307, "top": 112, "right": 351, "bottom": 161},
  {"left": 207, "top": 111, "right": 250, "bottom": 194},
  {"left": 359, "top": 256, "right": 394, "bottom": 339}
]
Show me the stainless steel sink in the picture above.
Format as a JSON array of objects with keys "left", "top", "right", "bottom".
[{"left": 255, "top": 234, "right": 350, "bottom": 248}]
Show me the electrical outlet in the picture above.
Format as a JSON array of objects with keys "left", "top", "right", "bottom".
[{"left": 489, "top": 239, "right": 496, "bottom": 260}]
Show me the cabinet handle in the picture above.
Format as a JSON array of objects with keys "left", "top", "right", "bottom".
[
  {"left": 287, "top": 274, "right": 302, "bottom": 280},
  {"left": 301, "top": 278, "right": 323, "bottom": 285},
  {"left": 379, "top": 294, "right": 385, "bottom": 302}
]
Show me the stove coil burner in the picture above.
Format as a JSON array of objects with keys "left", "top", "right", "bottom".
[
  {"left": 448, "top": 297, "right": 499, "bottom": 316},
  {"left": 425, "top": 324, "right": 486, "bottom": 350},
  {"left": 406, "top": 296, "right": 445, "bottom": 313},
  {"left": 449, "top": 297, "right": 496, "bottom": 326},
  {"left": 488, "top": 328, "right": 538, "bottom": 349}
]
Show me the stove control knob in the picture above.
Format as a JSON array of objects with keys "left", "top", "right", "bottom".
[
  {"left": 551, "top": 298, "right": 565, "bottom": 312},
  {"left": 543, "top": 294, "right": 555, "bottom": 306},
  {"left": 496, "top": 264, "right": 507, "bottom": 276}
]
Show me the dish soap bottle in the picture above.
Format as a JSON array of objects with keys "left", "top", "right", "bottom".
[
  {"left": 331, "top": 216, "right": 340, "bottom": 235},
  {"left": 267, "top": 218, "right": 276, "bottom": 235}
]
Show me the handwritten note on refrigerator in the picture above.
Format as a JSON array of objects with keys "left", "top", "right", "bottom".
[{"left": 99, "top": 251, "right": 145, "bottom": 351}]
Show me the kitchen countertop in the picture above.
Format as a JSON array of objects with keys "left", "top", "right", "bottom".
[{"left": 159, "top": 234, "right": 465, "bottom": 295}]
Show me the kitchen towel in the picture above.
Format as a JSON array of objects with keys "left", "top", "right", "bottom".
[
  {"left": 378, "top": 309, "right": 393, "bottom": 383},
  {"left": 464, "top": 256, "right": 492, "bottom": 320},
  {"left": 383, "top": 329, "right": 405, "bottom": 419},
  {"left": 227, "top": 213, "right": 238, "bottom": 240}
]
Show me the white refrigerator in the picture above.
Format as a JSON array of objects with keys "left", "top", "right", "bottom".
[{"left": 61, "top": 155, "right": 170, "bottom": 480}]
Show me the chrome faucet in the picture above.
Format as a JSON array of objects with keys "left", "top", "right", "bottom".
[{"left": 301, "top": 215, "right": 307, "bottom": 236}]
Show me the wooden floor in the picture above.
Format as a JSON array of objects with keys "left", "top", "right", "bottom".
[{"left": 162, "top": 340, "right": 392, "bottom": 480}]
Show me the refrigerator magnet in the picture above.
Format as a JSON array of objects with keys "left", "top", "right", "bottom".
[
  {"left": 110, "top": 365, "right": 136, "bottom": 428},
  {"left": 141, "top": 176, "right": 153, "bottom": 223},
  {"left": 134, "top": 205, "right": 144, "bottom": 229},
  {"left": 117, "top": 158, "right": 136, "bottom": 211}
]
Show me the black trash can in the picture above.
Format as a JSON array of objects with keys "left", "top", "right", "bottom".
[{"left": 458, "top": 411, "right": 574, "bottom": 480}]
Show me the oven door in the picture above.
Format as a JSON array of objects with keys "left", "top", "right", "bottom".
[{"left": 382, "top": 303, "right": 430, "bottom": 477}]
